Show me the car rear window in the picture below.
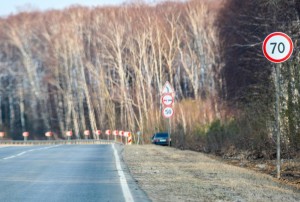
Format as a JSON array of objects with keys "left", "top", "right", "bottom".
[{"left": 155, "top": 133, "right": 168, "bottom": 138}]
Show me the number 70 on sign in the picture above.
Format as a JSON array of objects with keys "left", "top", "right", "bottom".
[{"left": 262, "top": 32, "right": 293, "bottom": 63}]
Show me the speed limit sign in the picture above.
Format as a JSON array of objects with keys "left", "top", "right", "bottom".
[
  {"left": 162, "top": 107, "right": 174, "bottom": 118},
  {"left": 262, "top": 32, "right": 293, "bottom": 63}
]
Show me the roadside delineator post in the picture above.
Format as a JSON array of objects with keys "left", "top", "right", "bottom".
[
  {"left": 84, "top": 130, "right": 90, "bottom": 140},
  {"left": 66, "top": 131, "right": 72, "bottom": 141},
  {"left": 0, "top": 132, "right": 5, "bottom": 140},
  {"left": 127, "top": 132, "right": 132, "bottom": 145},
  {"left": 23, "top": 132, "right": 29, "bottom": 142},
  {"left": 124, "top": 132, "right": 132, "bottom": 145},
  {"left": 45, "top": 131, "right": 53, "bottom": 140},
  {"left": 106, "top": 130, "right": 111, "bottom": 141},
  {"left": 112, "top": 130, "right": 118, "bottom": 141},
  {"left": 95, "top": 130, "right": 101, "bottom": 140}
]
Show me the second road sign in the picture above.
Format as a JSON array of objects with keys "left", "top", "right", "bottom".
[
  {"left": 161, "top": 81, "right": 175, "bottom": 119},
  {"left": 162, "top": 93, "right": 174, "bottom": 106}
]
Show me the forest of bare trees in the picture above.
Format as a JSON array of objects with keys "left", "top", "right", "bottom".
[
  {"left": 0, "top": 0, "right": 299, "bottom": 155},
  {"left": 219, "top": 0, "right": 300, "bottom": 155}
]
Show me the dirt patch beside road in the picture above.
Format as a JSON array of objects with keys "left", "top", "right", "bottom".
[{"left": 123, "top": 145, "right": 300, "bottom": 202}]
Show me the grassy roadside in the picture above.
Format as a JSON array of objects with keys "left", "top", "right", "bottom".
[{"left": 123, "top": 145, "right": 300, "bottom": 202}]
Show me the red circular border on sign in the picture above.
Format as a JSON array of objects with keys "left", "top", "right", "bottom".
[
  {"left": 162, "top": 93, "right": 174, "bottom": 106},
  {"left": 262, "top": 32, "right": 293, "bottom": 63}
]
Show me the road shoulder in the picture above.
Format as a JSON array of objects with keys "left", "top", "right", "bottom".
[
  {"left": 115, "top": 143, "right": 151, "bottom": 202},
  {"left": 124, "top": 145, "right": 300, "bottom": 202}
]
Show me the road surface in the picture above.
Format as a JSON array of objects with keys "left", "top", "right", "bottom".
[{"left": 0, "top": 144, "right": 148, "bottom": 202}]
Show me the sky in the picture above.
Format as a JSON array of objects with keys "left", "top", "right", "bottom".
[{"left": 0, "top": 0, "right": 139, "bottom": 17}]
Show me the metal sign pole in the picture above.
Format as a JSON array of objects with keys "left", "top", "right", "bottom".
[
  {"left": 275, "top": 64, "right": 281, "bottom": 179},
  {"left": 161, "top": 81, "right": 175, "bottom": 147},
  {"left": 168, "top": 118, "right": 171, "bottom": 147},
  {"left": 137, "top": 131, "right": 140, "bottom": 145},
  {"left": 262, "top": 32, "right": 293, "bottom": 179}
]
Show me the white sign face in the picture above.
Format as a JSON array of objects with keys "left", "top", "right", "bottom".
[
  {"left": 162, "top": 94, "right": 174, "bottom": 106},
  {"left": 262, "top": 32, "right": 293, "bottom": 63},
  {"left": 162, "top": 107, "right": 174, "bottom": 118},
  {"left": 66, "top": 131, "right": 72, "bottom": 137},
  {"left": 162, "top": 81, "right": 174, "bottom": 94},
  {"left": 124, "top": 132, "right": 129, "bottom": 137},
  {"left": 45, "top": 132, "right": 52, "bottom": 137},
  {"left": 119, "top": 131, "right": 124, "bottom": 136}
]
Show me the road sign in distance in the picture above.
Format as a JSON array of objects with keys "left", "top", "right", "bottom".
[
  {"left": 45, "top": 132, "right": 53, "bottom": 137},
  {"left": 162, "top": 81, "right": 175, "bottom": 94},
  {"left": 162, "top": 93, "right": 174, "bottom": 106},
  {"left": 119, "top": 131, "right": 124, "bottom": 136},
  {"left": 106, "top": 130, "right": 112, "bottom": 135},
  {"left": 84, "top": 130, "right": 90, "bottom": 136},
  {"left": 66, "top": 131, "right": 72, "bottom": 137},
  {"left": 0, "top": 132, "right": 5, "bottom": 137},
  {"left": 162, "top": 107, "right": 174, "bottom": 119},
  {"left": 124, "top": 131, "right": 129, "bottom": 137},
  {"left": 262, "top": 32, "right": 293, "bottom": 63},
  {"left": 23, "top": 132, "right": 29, "bottom": 137}
]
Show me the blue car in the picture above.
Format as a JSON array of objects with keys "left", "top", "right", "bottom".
[{"left": 151, "top": 132, "right": 171, "bottom": 146}]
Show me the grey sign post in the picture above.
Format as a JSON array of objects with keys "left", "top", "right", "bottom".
[
  {"left": 161, "top": 82, "right": 175, "bottom": 147},
  {"left": 137, "top": 131, "right": 141, "bottom": 145},
  {"left": 262, "top": 32, "right": 293, "bottom": 179}
]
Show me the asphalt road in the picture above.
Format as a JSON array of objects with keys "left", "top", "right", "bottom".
[{"left": 0, "top": 144, "right": 149, "bottom": 202}]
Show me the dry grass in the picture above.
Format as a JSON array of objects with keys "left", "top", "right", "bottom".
[{"left": 123, "top": 145, "right": 300, "bottom": 202}]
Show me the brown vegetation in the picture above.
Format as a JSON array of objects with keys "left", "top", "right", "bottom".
[
  {"left": 0, "top": 0, "right": 299, "bottom": 160},
  {"left": 124, "top": 145, "right": 300, "bottom": 201},
  {"left": 0, "top": 0, "right": 222, "bottom": 141}
]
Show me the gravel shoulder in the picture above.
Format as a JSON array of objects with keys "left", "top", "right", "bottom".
[{"left": 123, "top": 145, "right": 300, "bottom": 202}]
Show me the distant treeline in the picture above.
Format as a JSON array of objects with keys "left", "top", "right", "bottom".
[{"left": 0, "top": 0, "right": 299, "bottom": 155}]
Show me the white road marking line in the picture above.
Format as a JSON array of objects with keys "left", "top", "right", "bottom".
[
  {"left": 2, "top": 145, "right": 60, "bottom": 160},
  {"left": 16, "top": 152, "right": 27, "bottom": 156},
  {"left": 112, "top": 144, "right": 134, "bottom": 202},
  {"left": 3, "top": 155, "right": 16, "bottom": 160}
]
